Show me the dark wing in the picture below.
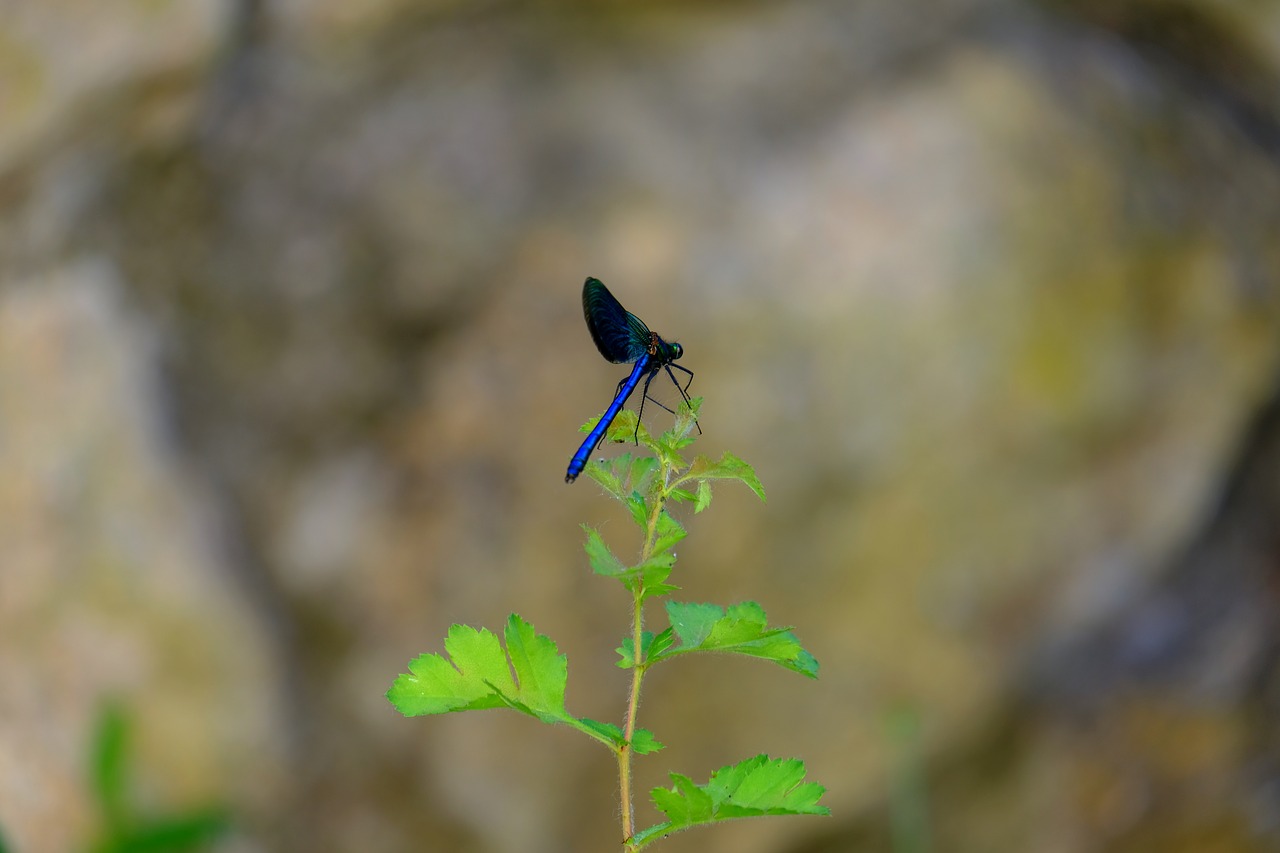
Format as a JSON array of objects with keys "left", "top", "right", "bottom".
[{"left": 582, "top": 277, "right": 651, "bottom": 363}]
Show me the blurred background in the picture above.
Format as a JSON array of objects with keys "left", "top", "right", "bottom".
[{"left": 2, "top": 0, "right": 1280, "bottom": 851}]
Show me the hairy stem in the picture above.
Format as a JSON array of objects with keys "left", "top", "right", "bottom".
[
  {"left": 620, "top": 460, "right": 672, "bottom": 848},
  {"left": 620, "top": 587, "right": 644, "bottom": 846}
]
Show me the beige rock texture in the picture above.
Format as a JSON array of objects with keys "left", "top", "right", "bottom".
[{"left": 1, "top": 1, "right": 1279, "bottom": 851}]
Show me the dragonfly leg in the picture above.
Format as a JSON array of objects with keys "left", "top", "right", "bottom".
[
  {"left": 669, "top": 362, "right": 695, "bottom": 394},
  {"left": 663, "top": 364, "right": 703, "bottom": 435},
  {"left": 643, "top": 395, "right": 679, "bottom": 417},
  {"left": 633, "top": 366, "right": 663, "bottom": 444}
]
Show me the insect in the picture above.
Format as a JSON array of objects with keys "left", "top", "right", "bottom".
[{"left": 565, "top": 277, "right": 697, "bottom": 483}]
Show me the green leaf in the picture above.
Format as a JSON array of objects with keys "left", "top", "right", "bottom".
[
  {"left": 387, "top": 616, "right": 625, "bottom": 749},
  {"left": 650, "top": 773, "right": 710, "bottom": 825},
  {"left": 668, "top": 396, "right": 703, "bottom": 443},
  {"left": 694, "top": 479, "right": 713, "bottom": 513},
  {"left": 652, "top": 511, "right": 687, "bottom": 556},
  {"left": 655, "top": 601, "right": 819, "bottom": 677},
  {"left": 647, "top": 627, "right": 677, "bottom": 662},
  {"left": 615, "top": 627, "right": 676, "bottom": 668},
  {"left": 82, "top": 701, "right": 232, "bottom": 853},
  {"left": 90, "top": 702, "right": 129, "bottom": 828},
  {"left": 591, "top": 452, "right": 659, "bottom": 497},
  {"left": 584, "top": 519, "right": 681, "bottom": 597},
  {"left": 605, "top": 410, "right": 648, "bottom": 448},
  {"left": 629, "top": 728, "right": 665, "bottom": 755},
  {"left": 386, "top": 616, "right": 566, "bottom": 721},
  {"left": 498, "top": 614, "right": 570, "bottom": 722},
  {"left": 655, "top": 440, "right": 688, "bottom": 472},
  {"left": 96, "top": 810, "right": 229, "bottom": 853},
  {"left": 586, "top": 449, "right": 661, "bottom": 502},
  {"left": 584, "top": 457, "right": 626, "bottom": 501},
  {"left": 577, "top": 720, "right": 664, "bottom": 754},
  {"left": 582, "top": 525, "right": 627, "bottom": 577},
  {"left": 615, "top": 559, "right": 679, "bottom": 600},
  {"left": 585, "top": 523, "right": 680, "bottom": 595},
  {"left": 625, "top": 455, "right": 659, "bottom": 490},
  {"left": 632, "top": 551, "right": 678, "bottom": 598},
  {"left": 632, "top": 755, "right": 828, "bottom": 846},
  {"left": 387, "top": 625, "right": 517, "bottom": 715},
  {"left": 684, "top": 452, "right": 766, "bottom": 502},
  {"left": 615, "top": 630, "right": 651, "bottom": 668},
  {"left": 667, "top": 487, "right": 697, "bottom": 505},
  {"left": 667, "top": 601, "right": 723, "bottom": 647},
  {"left": 578, "top": 718, "right": 626, "bottom": 747},
  {"left": 625, "top": 493, "right": 650, "bottom": 529}
]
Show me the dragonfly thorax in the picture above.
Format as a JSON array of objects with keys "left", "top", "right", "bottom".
[{"left": 648, "top": 333, "right": 682, "bottom": 362}]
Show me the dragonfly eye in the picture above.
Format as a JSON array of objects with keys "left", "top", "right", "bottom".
[{"left": 671, "top": 343, "right": 683, "bottom": 359}]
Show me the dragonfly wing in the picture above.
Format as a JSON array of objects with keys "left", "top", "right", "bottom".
[
  {"left": 625, "top": 311, "right": 653, "bottom": 352},
  {"left": 583, "top": 277, "right": 650, "bottom": 363}
]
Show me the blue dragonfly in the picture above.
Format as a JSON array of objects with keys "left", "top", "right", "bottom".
[{"left": 565, "top": 277, "right": 698, "bottom": 483}]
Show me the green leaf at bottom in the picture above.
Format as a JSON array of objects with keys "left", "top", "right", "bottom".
[{"left": 632, "top": 755, "right": 828, "bottom": 847}]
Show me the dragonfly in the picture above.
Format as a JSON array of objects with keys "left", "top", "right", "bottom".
[{"left": 565, "top": 277, "right": 698, "bottom": 483}]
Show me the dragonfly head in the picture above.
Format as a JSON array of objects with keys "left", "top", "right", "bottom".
[
  {"left": 652, "top": 337, "right": 682, "bottom": 361},
  {"left": 648, "top": 332, "right": 683, "bottom": 363}
]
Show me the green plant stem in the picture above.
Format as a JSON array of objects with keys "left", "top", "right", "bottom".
[
  {"left": 620, "top": 457, "right": 674, "bottom": 849},
  {"left": 620, "top": 587, "right": 644, "bottom": 846}
]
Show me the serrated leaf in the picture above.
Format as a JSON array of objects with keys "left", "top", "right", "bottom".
[
  {"left": 639, "top": 580, "right": 681, "bottom": 598},
  {"left": 613, "top": 555, "right": 678, "bottom": 600},
  {"left": 652, "top": 511, "right": 687, "bottom": 555},
  {"left": 684, "top": 452, "right": 766, "bottom": 502},
  {"left": 387, "top": 625, "right": 512, "bottom": 715},
  {"left": 593, "top": 452, "right": 659, "bottom": 498},
  {"left": 650, "top": 773, "right": 711, "bottom": 825},
  {"left": 647, "top": 627, "right": 676, "bottom": 661},
  {"left": 588, "top": 525, "right": 680, "bottom": 596},
  {"left": 654, "top": 601, "right": 819, "bottom": 677},
  {"left": 568, "top": 718, "right": 664, "bottom": 756},
  {"left": 582, "top": 525, "right": 627, "bottom": 577},
  {"left": 633, "top": 755, "right": 828, "bottom": 846},
  {"left": 668, "top": 487, "right": 697, "bottom": 505},
  {"left": 694, "top": 479, "right": 713, "bottom": 513},
  {"left": 616, "top": 631, "right": 652, "bottom": 668},
  {"left": 626, "top": 493, "right": 649, "bottom": 529},
  {"left": 626, "top": 455, "right": 659, "bottom": 490},
  {"left": 630, "top": 728, "right": 665, "bottom": 755},
  {"left": 606, "top": 410, "right": 648, "bottom": 447},
  {"left": 498, "top": 614, "right": 569, "bottom": 721},
  {"left": 616, "top": 627, "right": 676, "bottom": 668},
  {"left": 387, "top": 616, "right": 627, "bottom": 749},
  {"left": 703, "top": 755, "right": 828, "bottom": 815},
  {"left": 670, "top": 434, "right": 699, "bottom": 451},
  {"left": 668, "top": 396, "right": 703, "bottom": 443},
  {"left": 654, "top": 435, "right": 689, "bottom": 471},
  {"left": 667, "top": 601, "right": 722, "bottom": 647},
  {"left": 583, "top": 455, "right": 626, "bottom": 500},
  {"left": 634, "top": 551, "right": 676, "bottom": 592},
  {"left": 578, "top": 717, "right": 626, "bottom": 747}
]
